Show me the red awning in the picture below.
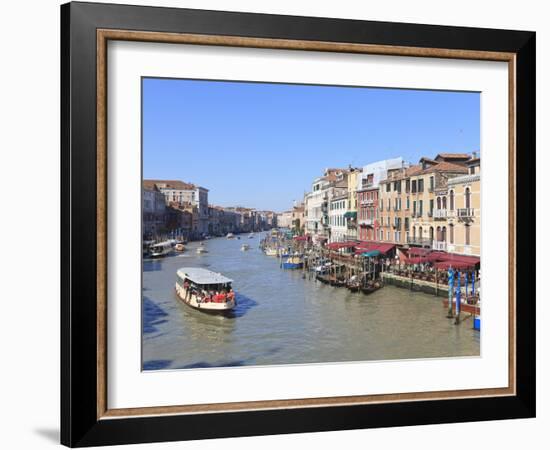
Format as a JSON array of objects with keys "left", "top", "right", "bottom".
[
  {"left": 408, "top": 247, "right": 431, "bottom": 257},
  {"left": 354, "top": 241, "right": 395, "bottom": 255},
  {"left": 434, "top": 260, "right": 477, "bottom": 270},
  {"left": 405, "top": 256, "right": 430, "bottom": 264},
  {"left": 326, "top": 241, "right": 356, "bottom": 250},
  {"left": 293, "top": 235, "right": 309, "bottom": 241}
]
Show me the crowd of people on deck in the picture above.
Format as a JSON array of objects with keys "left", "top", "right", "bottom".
[{"left": 183, "top": 280, "right": 235, "bottom": 303}]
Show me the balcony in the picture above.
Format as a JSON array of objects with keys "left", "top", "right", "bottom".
[
  {"left": 457, "top": 208, "right": 474, "bottom": 219},
  {"left": 407, "top": 237, "right": 432, "bottom": 247},
  {"left": 432, "top": 240, "right": 447, "bottom": 251},
  {"left": 360, "top": 218, "right": 374, "bottom": 226},
  {"left": 433, "top": 209, "right": 447, "bottom": 219}
]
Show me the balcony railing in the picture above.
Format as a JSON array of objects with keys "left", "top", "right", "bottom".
[
  {"left": 457, "top": 208, "right": 474, "bottom": 218},
  {"left": 360, "top": 218, "right": 374, "bottom": 226},
  {"left": 407, "top": 237, "right": 432, "bottom": 247},
  {"left": 433, "top": 209, "right": 447, "bottom": 219},
  {"left": 432, "top": 240, "right": 447, "bottom": 251}
]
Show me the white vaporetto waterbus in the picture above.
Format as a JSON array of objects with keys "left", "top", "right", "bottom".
[
  {"left": 149, "top": 240, "right": 173, "bottom": 257},
  {"left": 175, "top": 267, "right": 236, "bottom": 313}
]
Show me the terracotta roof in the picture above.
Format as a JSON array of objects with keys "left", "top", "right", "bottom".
[
  {"left": 144, "top": 179, "right": 196, "bottom": 190},
  {"left": 435, "top": 153, "right": 471, "bottom": 160},
  {"left": 428, "top": 162, "right": 468, "bottom": 174}
]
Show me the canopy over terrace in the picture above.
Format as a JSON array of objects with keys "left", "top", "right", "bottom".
[
  {"left": 326, "top": 241, "right": 356, "bottom": 251},
  {"left": 354, "top": 241, "right": 396, "bottom": 256},
  {"left": 293, "top": 235, "right": 309, "bottom": 241},
  {"left": 404, "top": 249, "right": 479, "bottom": 268}
]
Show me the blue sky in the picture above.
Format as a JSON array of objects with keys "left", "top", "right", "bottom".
[{"left": 143, "top": 78, "right": 479, "bottom": 212}]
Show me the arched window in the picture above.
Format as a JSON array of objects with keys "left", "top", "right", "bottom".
[
  {"left": 450, "top": 224, "right": 454, "bottom": 244},
  {"left": 465, "top": 224, "right": 471, "bottom": 245},
  {"left": 465, "top": 187, "right": 471, "bottom": 209},
  {"left": 436, "top": 226, "right": 441, "bottom": 241},
  {"left": 442, "top": 226, "right": 447, "bottom": 242},
  {"left": 437, "top": 197, "right": 441, "bottom": 209},
  {"left": 442, "top": 197, "right": 447, "bottom": 209},
  {"left": 429, "top": 227, "right": 434, "bottom": 241},
  {"left": 449, "top": 190, "right": 455, "bottom": 210},
  {"left": 419, "top": 226, "right": 423, "bottom": 241},
  {"left": 413, "top": 226, "right": 416, "bottom": 239}
]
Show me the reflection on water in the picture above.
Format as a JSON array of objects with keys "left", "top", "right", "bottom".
[{"left": 142, "top": 233, "right": 479, "bottom": 371}]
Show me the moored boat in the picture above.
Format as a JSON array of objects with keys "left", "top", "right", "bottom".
[
  {"left": 226, "top": 233, "right": 235, "bottom": 239},
  {"left": 281, "top": 255, "right": 303, "bottom": 269},
  {"left": 264, "top": 247, "right": 278, "bottom": 256},
  {"left": 149, "top": 241, "right": 174, "bottom": 258},
  {"left": 361, "top": 281, "right": 382, "bottom": 295},
  {"left": 174, "top": 242, "right": 185, "bottom": 252},
  {"left": 175, "top": 267, "right": 235, "bottom": 312}
]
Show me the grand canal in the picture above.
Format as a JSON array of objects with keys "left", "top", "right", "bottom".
[{"left": 142, "top": 233, "right": 479, "bottom": 371}]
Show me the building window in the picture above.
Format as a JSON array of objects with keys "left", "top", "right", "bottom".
[
  {"left": 406, "top": 196, "right": 410, "bottom": 210},
  {"left": 406, "top": 179, "right": 411, "bottom": 192},
  {"left": 412, "top": 180, "right": 417, "bottom": 193},
  {"left": 450, "top": 190, "right": 455, "bottom": 210},
  {"left": 465, "top": 187, "right": 471, "bottom": 209},
  {"left": 465, "top": 224, "right": 471, "bottom": 245},
  {"left": 413, "top": 200, "right": 417, "bottom": 215},
  {"left": 430, "top": 199, "right": 434, "bottom": 215},
  {"left": 429, "top": 226, "right": 434, "bottom": 241},
  {"left": 442, "top": 197, "right": 447, "bottom": 209},
  {"left": 418, "top": 179, "right": 424, "bottom": 192},
  {"left": 419, "top": 200, "right": 423, "bottom": 216},
  {"left": 450, "top": 224, "right": 454, "bottom": 244},
  {"left": 387, "top": 231, "right": 390, "bottom": 241},
  {"left": 386, "top": 183, "right": 390, "bottom": 192},
  {"left": 429, "top": 176, "right": 434, "bottom": 190},
  {"left": 437, "top": 197, "right": 441, "bottom": 209}
]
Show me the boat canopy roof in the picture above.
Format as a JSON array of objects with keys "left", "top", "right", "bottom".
[
  {"left": 177, "top": 267, "right": 233, "bottom": 285},
  {"left": 151, "top": 240, "right": 173, "bottom": 247}
]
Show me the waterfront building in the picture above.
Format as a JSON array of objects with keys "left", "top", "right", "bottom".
[
  {"left": 142, "top": 184, "right": 167, "bottom": 239},
  {"left": 445, "top": 157, "right": 481, "bottom": 256},
  {"left": 144, "top": 179, "right": 209, "bottom": 237},
  {"left": 378, "top": 153, "right": 477, "bottom": 259},
  {"left": 291, "top": 203, "right": 306, "bottom": 235},
  {"left": 345, "top": 167, "right": 362, "bottom": 240},
  {"left": 165, "top": 203, "right": 193, "bottom": 240},
  {"left": 328, "top": 183, "right": 349, "bottom": 243},
  {"left": 304, "top": 168, "right": 348, "bottom": 243},
  {"left": 408, "top": 156, "right": 469, "bottom": 251},
  {"left": 357, "top": 158, "right": 405, "bottom": 243},
  {"left": 277, "top": 210, "right": 293, "bottom": 229}
]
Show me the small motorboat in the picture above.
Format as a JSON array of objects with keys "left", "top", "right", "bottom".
[
  {"left": 226, "top": 233, "right": 235, "bottom": 239},
  {"left": 174, "top": 242, "right": 185, "bottom": 252},
  {"left": 241, "top": 244, "right": 250, "bottom": 251},
  {"left": 196, "top": 242, "right": 208, "bottom": 254}
]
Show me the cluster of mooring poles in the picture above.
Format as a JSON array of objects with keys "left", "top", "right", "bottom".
[{"left": 446, "top": 268, "right": 476, "bottom": 326}]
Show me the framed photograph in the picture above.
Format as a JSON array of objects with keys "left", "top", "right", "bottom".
[{"left": 61, "top": 1, "right": 536, "bottom": 447}]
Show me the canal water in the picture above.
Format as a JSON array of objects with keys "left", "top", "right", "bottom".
[{"left": 142, "top": 233, "right": 479, "bottom": 371}]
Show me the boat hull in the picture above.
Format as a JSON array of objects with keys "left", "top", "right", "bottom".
[{"left": 281, "top": 262, "right": 303, "bottom": 269}]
